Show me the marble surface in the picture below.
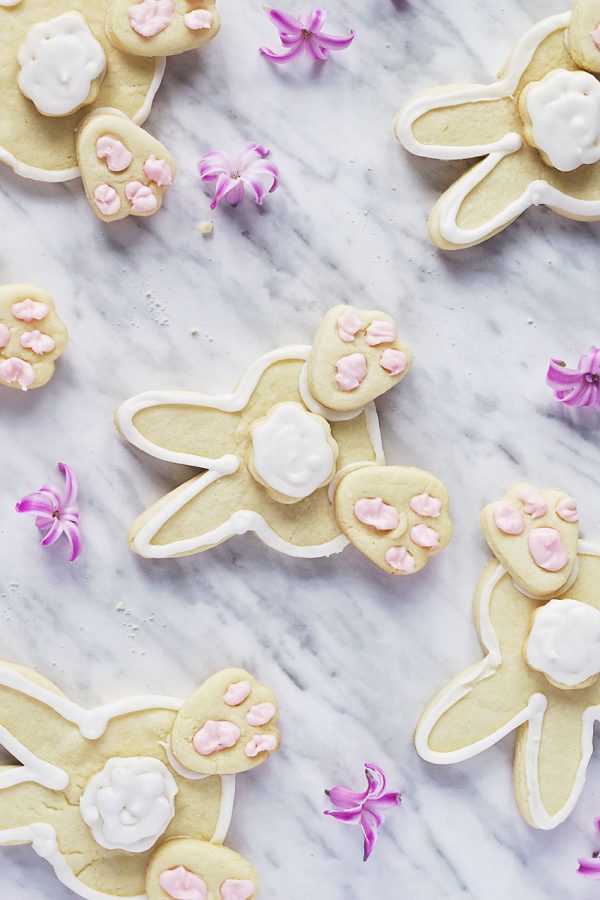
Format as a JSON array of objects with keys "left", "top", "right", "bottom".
[{"left": 2, "top": 0, "right": 600, "bottom": 897}]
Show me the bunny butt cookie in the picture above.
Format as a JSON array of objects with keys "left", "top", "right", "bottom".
[
  {"left": 116, "top": 305, "right": 451, "bottom": 575},
  {"left": 0, "top": 284, "right": 67, "bottom": 392},
  {"left": 415, "top": 486, "right": 600, "bottom": 829},
  {"left": 77, "top": 111, "right": 176, "bottom": 222},
  {"left": 0, "top": 662, "right": 277, "bottom": 898},
  {"left": 395, "top": 5, "right": 600, "bottom": 249},
  {"left": 0, "top": 0, "right": 218, "bottom": 220}
]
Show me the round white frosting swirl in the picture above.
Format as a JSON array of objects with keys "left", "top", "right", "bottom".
[
  {"left": 17, "top": 12, "right": 106, "bottom": 117},
  {"left": 251, "top": 403, "right": 336, "bottom": 499},
  {"left": 80, "top": 757, "right": 178, "bottom": 852},
  {"left": 526, "top": 69, "right": 600, "bottom": 172},
  {"left": 526, "top": 598, "right": 600, "bottom": 687}
]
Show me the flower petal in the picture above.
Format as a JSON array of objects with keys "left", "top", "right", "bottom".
[
  {"left": 578, "top": 857, "right": 600, "bottom": 879},
  {"left": 303, "top": 8, "right": 327, "bottom": 31},
  {"left": 326, "top": 784, "right": 369, "bottom": 808},
  {"left": 307, "top": 35, "right": 329, "bottom": 60},
  {"left": 364, "top": 763, "right": 387, "bottom": 798},
  {"left": 15, "top": 493, "right": 56, "bottom": 515},
  {"left": 58, "top": 462, "right": 78, "bottom": 508},
  {"left": 39, "top": 518, "right": 64, "bottom": 547},
  {"left": 62, "top": 520, "right": 83, "bottom": 562},
  {"left": 315, "top": 29, "right": 356, "bottom": 50},
  {"left": 260, "top": 41, "right": 305, "bottom": 62},
  {"left": 323, "top": 807, "right": 364, "bottom": 824},
  {"left": 360, "top": 807, "right": 381, "bottom": 862},
  {"left": 263, "top": 6, "right": 303, "bottom": 35},
  {"left": 210, "top": 174, "right": 242, "bottom": 209},
  {"left": 234, "top": 142, "right": 270, "bottom": 172}
]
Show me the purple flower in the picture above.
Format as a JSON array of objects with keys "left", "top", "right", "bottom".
[
  {"left": 324, "top": 763, "right": 401, "bottom": 861},
  {"left": 197, "top": 143, "right": 279, "bottom": 210},
  {"left": 16, "top": 462, "right": 83, "bottom": 562},
  {"left": 260, "top": 8, "right": 355, "bottom": 64},
  {"left": 546, "top": 346, "right": 600, "bottom": 409},
  {"left": 578, "top": 819, "right": 600, "bottom": 879}
]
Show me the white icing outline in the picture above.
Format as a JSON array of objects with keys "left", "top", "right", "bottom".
[
  {"left": 415, "top": 540, "right": 600, "bottom": 829},
  {"left": 0, "top": 58, "right": 166, "bottom": 182},
  {"left": 394, "top": 13, "right": 600, "bottom": 247},
  {"left": 116, "top": 346, "right": 383, "bottom": 560},
  {"left": 0, "top": 664, "right": 237, "bottom": 898}
]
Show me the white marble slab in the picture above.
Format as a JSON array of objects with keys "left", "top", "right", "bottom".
[{"left": 2, "top": 0, "right": 600, "bottom": 897}]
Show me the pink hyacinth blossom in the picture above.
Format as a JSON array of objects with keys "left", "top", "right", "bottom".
[
  {"left": 324, "top": 763, "right": 401, "bottom": 861},
  {"left": 198, "top": 144, "right": 279, "bottom": 209},
  {"left": 546, "top": 347, "right": 600, "bottom": 409},
  {"left": 578, "top": 818, "right": 600, "bottom": 879},
  {"left": 16, "top": 463, "right": 83, "bottom": 562},
  {"left": 260, "top": 8, "right": 355, "bottom": 63}
]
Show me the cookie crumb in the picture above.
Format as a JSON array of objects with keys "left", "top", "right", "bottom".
[
  {"left": 198, "top": 221, "right": 214, "bottom": 235},
  {"left": 115, "top": 601, "right": 125, "bottom": 611},
  {"left": 190, "top": 326, "right": 199, "bottom": 336}
]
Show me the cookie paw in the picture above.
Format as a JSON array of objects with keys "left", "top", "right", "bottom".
[
  {"left": 306, "top": 305, "right": 412, "bottom": 414},
  {"left": 481, "top": 484, "right": 580, "bottom": 599},
  {"left": 0, "top": 285, "right": 68, "bottom": 392},
  {"left": 107, "top": 0, "right": 220, "bottom": 58},
  {"left": 170, "top": 669, "right": 279, "bottom": 776},
  {"left": 334, "top": 465, "right": 451, "bottom": 575},
  {"left": 147, "top": 839, "right": 258, "bottom": 900},
  {"left": 568, "top": 0, "right": 600, "bottom": 74},
  {"left": 77, "top": 111, "right": 176, "bottom": 222}
]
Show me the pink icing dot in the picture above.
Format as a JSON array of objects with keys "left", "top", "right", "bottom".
[
  {"left": 380, "top": 348, "right": 407, "bottom": 376},
  {"left": 410, "top": 523, "right": 440, "bottom": 549},
  {"left": 246, "top": 702, "right": 276, "bottom": 726},
  {"left": 556, "top": 497, "right": 579, "bottom": 523},
  {"left": 528, "top": 527, "right": 570, "bottom": 572},
  {"left": 385, "top": 546, "right": 416, "bottom": 573},
  {"left": 592, "top": 22, "right": 600, "bottom": 51},
  {"left": 184, "top": 9, "right": 213, "bottom": 30},
  {"left": 244, "top": 734, "right": 277, "bottom": 758},
  {"left": 12, "top": 299, "right": 48, "bottom": 322},
  {"left": 96, "top": 136, "right": 133, "bottom": 173},
  {"left": 159, "top": 866, "right": 207, "bottom": 900},
  {"left": 143, "top": 154, "right": 173, "bottom": 187},
  {"left": 0, "top": 323, "right": 9, "bottom": 349},
  {"left": 20, "top": 330, "right": 55, "bottom": 355},
  {"left": 335, "top": 353, "right": 367, "bottom": 391},
  {"left": 337, "top": 309, "right": 365, "bottom": 343},
  {"left": 221, "top": 880, "right": 255, "bottom": 900},
  {"left": 129, "top": 0, "right": 174, "bottom": 37},
  {"left": 0, "top": 358, "right": 35, "bottom": 391},
  {"left": 224, "top": 680, "right": 251, "bottom": 706},
  {"left": 410, "top": 492, "right": 441, "bottom": 518},
  {"left": 493, "top": 502, "right": 525, "bottom": 535},
  {"left": 354, "top": 497, "right": 399, "bottom": 531},
  {"left": 365, "top": 320, "right": 397, "bottom": 346},
  {"left": 94, "top": 184, "right": 121, "bottom": 217},
  {"left": 517, "top": 489, "right": 548, "bottom": 519},
  {"left": 125, "top": 180, "right": 158, "bottom": 213},
  {"left": 193, "top": 720, "right": 241, "bottom": 756}
]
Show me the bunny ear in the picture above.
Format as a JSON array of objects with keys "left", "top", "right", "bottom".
[
  {"left": 481, "top": 484, "right": 579, "bottom": 599},
  {"left": 170, "top": 669, "right": 279, "bottom": 777}
]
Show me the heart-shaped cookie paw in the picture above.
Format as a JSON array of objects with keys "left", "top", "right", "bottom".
[
  {"left": 334, "top": 466, "right": 451, "bottom": 575},
  {"left": 147, "top": 840, "right": 258, "bottom": 900},
  {"left": 77, "top": 111, "right": 176, "bottom": 222},
  {"left": 107, "top": 0, "right": 220, "bottom": 58},
  {"left": 170, "top": 668, "right": 279, "bottom": 776},
  {"left": 0, "top": 284, "right": 68, "bottom": 392},
  {"left": 481, "top": 483, "right": 580, "bottom": 599},
  {"left": 306, "top": 305, "right": 412, "bottom": 414}
]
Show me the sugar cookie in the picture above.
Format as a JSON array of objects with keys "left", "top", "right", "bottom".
[
  {"left": 415, "top": 487, "right": 600, "bottom": 829},
  {"left": 116, "top": 306, "right": 451, "bottom": 575},
  {"left": 0, "top": 662, "right": 276, "bottom": 898}
]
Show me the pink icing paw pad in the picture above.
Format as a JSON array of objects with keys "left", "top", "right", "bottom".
[
  {"left": 147, "top": 842, "right": 258, "bottom": 900},
  {"left": 334, "top": 465, "right": 452, "bottom": 576},
  {"left": 0, "top": 284, "right": 68, "bottom": 392},
  {"left": 307, "top": 304, "right": 413, "bottom": 413},
  {"left": 107, "top": 0, "right": 219, "bottom": 58},
  {"left": 481, "top": 483, "right": 580, "bottom": 599},
  {"left": 77, "top": 111, "right": 175, "bottom": 222},
  {"left": 170, "top": 668, "right": 280, "bottom": 777}
]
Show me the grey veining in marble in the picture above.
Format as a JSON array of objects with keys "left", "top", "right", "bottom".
[{"left": 2, "top": 0, "right": 600, "bottom": 897}]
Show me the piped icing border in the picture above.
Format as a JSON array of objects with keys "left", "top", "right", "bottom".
[
  {"left": 0, "top": 59, "right": 166, "bottom": 182},
  {"left": 395, "top": 13, "right": 600, "bottom": 246},
  {"left": 0, "top": 663, "right": 235, "bottom": 898},
  {"left": 116, "top": 345, "right": 384, "bottom": 560},
  {"left": 414, "top": 540, "right": 600, "bottom": 829}
]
